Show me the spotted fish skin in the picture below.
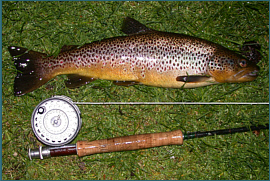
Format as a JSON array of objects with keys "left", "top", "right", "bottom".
[
  {"left": 43, "top": 32, "right": 217, "bottom": 85},
  {"left": 8, "top": 17, "right": 260, "bottom": 96}
]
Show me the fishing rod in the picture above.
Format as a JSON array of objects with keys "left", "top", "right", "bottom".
[
  {"left": 28, "top": 124, "right": 269, "bottom": 160},
  {"left": 28, "top": 96, "right": 269, "bottom": 160}
]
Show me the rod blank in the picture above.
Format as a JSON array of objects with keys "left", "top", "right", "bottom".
[{"left": 185, "top": 124, "right": 269, "bottom": 139}]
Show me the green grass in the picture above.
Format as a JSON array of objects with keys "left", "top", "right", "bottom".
[{"left": 2, "top": 1, "right": 269, "bottom": 180}]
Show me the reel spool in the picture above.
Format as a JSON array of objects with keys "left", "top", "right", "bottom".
[{"left": 31, "top": 95, "right": 82, "bottom": 146}]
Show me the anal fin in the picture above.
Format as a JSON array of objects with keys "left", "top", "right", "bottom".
[
  {"left": 65, "top": 75, "right": 96, "bottom": 89},
  {"left": 113, "top": 81, "right": 139, "bottom": 86},
  {"left": 176, "top": 75, "right": 211, "bottom": 83}
]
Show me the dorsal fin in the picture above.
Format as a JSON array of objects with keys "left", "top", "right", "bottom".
[{"left": 121, "top": 17, "right": 154, "bottom": 35}]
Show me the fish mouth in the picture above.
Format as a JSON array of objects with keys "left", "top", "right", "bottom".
[
  {"left": 247, "top": 70, "right": 259, "bottom": 77},
  {"left": 232, "top": 69, "right": 259, "bottom": 82}
]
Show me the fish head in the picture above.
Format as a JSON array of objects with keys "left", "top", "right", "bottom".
[{"left": 208, "top": 49, "right": 260, "bottom": 83}]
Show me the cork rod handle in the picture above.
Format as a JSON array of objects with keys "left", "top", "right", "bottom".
[{"left": 76, "top": 130, "right": 184, "bottom": 157}]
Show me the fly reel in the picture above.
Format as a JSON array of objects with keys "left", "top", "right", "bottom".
[{"left": 31, "top": 95, "right": 82, "bottom": 146}]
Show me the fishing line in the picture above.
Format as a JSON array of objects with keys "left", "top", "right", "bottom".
[{"left": 74, "top": 101, "right": 269, "bottom": 105}]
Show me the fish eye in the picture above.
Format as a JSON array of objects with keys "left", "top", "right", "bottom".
[{"left": 239, "top": 59, "right": 247, "bottom": 67}]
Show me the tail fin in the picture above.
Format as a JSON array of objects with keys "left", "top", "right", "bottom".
[{"left": 8, "top": 46, "right": 50, "bottom": 96}]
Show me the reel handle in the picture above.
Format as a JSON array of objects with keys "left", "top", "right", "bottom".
[{"left": 76, "top": 130, "right": 184, "bottom": 157}]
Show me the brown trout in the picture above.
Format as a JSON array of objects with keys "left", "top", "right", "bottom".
[{"left": 8, "top": 17, "right": 260, "bottom": 96}]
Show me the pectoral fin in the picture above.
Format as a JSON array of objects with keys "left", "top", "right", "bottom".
[
  {"left": 113, "top": 81, "right": 139, "bottom": 86},
  {"left": 176, "top": 75, "right": 211, "bottom": 83},
  {"left": 241, "top": 41, "right": 261, "bottom": 64},
  {"left": 65, "top": 75, "right": 96, "bottom": 89}
]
